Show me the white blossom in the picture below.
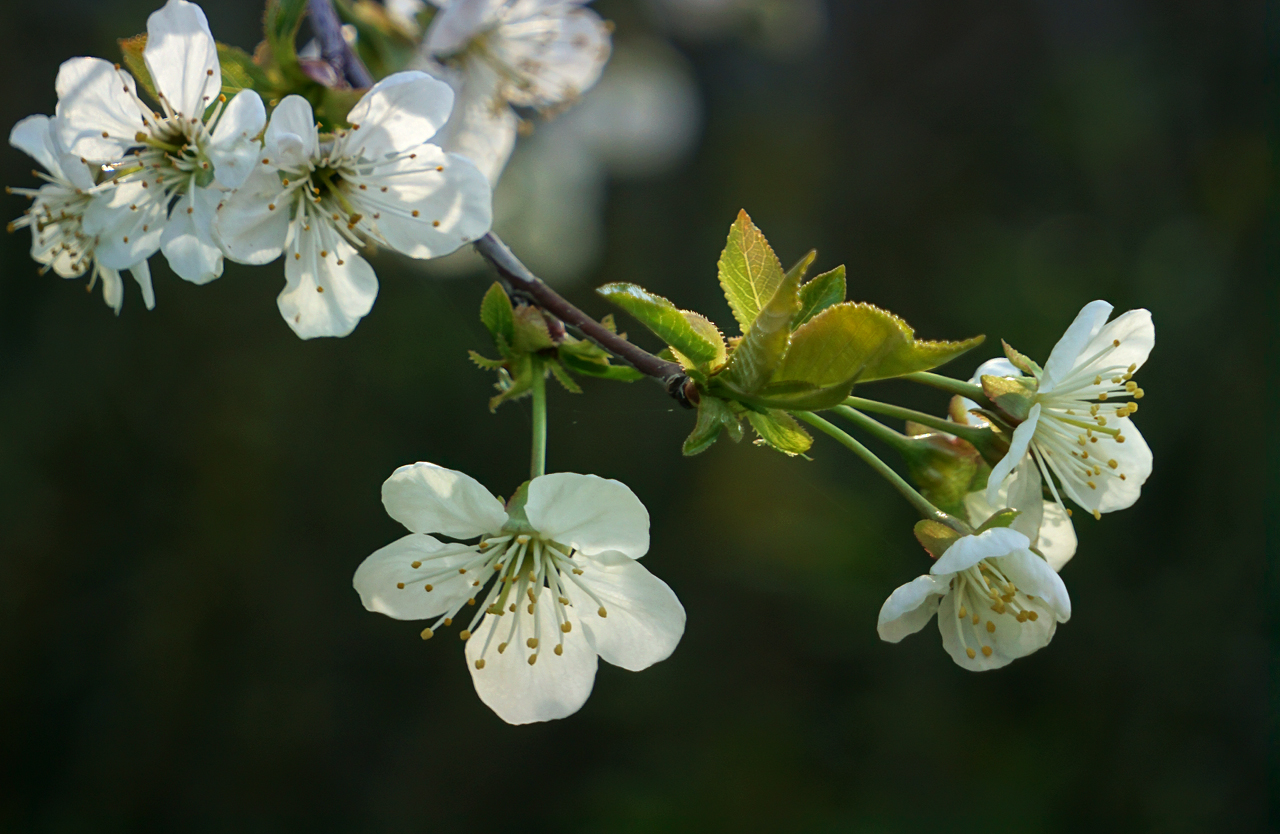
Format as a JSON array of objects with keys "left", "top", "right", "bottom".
[
  {"left": 8, "top": 115, "right": 154, "bottom": 313},
  {"left": 52, "top": 0, "right": 265, "bottom": 286},
  {"left": 982, "top": 301, "right": 1154, "bottom": 519},
  {"left": 416, "top": 0, "right": 613, "bottom": 183},
  {"left": 216, "top": 72, "right": 492, "bottom": 339},
  {"left": 353, "top": 462, "right": 685, "bottom": 724}
]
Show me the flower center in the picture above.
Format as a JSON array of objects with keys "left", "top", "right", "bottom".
[
  {"left": 951, "top": 559, "right": 1040, "bottom": 661},
  {"left": 406, "top": 531, "right": 606, "bottom": 669}
]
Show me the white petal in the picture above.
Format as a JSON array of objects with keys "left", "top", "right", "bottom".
[
  {"left": 1036, "top": 500, "right": 1076, "bottom": 571},
  {"left": 938, "top": 586, "right": 1054, "bottom": 671},
  {"left": 160, "top": 186, "right": 223, "bottom": 284},
  {"left": 996, "top": 549, "right": 1071, "bottom": 622},
  {"left": 431, "top": 65, "right": 518, "bottom": 185},
  {"left": 877, "top": 574, "right": 947, "bottom": 643},
  {"left": 381, "top": 461, "right": 508, "bottom": 538},
  {"left": 10, "top": 115, "right": 62, "bottom": 178},
  {"left": 1078, "top": 308, "right": 1155, "bottom": 376},
  {"left": 497, "top": 5, "right": 611, "bottom": 107},
  {"left": 353, "top": 148, "right": 493, "bottom": 259},
  {"left": 82, "top": 181, "right": 166, "bottom": 269},
  {"left": 278, "top": 229, "right": 377, "bottom": 339},
  {"left": 344, "top": 72, "right": 455, "bottom": 160},
  {"left": 984, "top": 404, "right": 1040, "bottom": 505},
  {"left": 425, "top": 0, "right": 499, "bottom": 55},
  {"left": 525, "top": 473, "right": 649, "bottom": 558},
  {"left": 264, "top": 96, "right": 319, "bottom": 169},
  {"left": 1005, "top": 462, "right": 1044, "bottom": 540},
  {"left": 1040, "top": 300, "right": 1112, "bottom": 393},
  {"left": 145, "top": 0, "right": 220, "bottom": 117},
  {"left": 130, "top": 260, "right": 156, "bottom": 310},
  {"left": 353, "top": 533, "right": 478, "bottom": 620},
  {"left": 1093, "top": 417, "right": 1152, "bottom": 513},
  {"left": 968, "top": 357, "right": 1021, "bottom": 384},
  {"left": 54, "top": 57, "right": 145, "bottom": 160},
  {"left": 931, "top": 527, "right": 1031, "bottom": 576},
  {"left": 465, "top": 586, "right": 598, "bottom": 725},
  {"left": 215, "top": 161, "right": 290, "bottom": 265},
  {"left": 571, "top": 551, "right": 684, "bottom": 671},
  {"left": 207, "top": 90, "right": 266, "bottom": 189},
  {"left": 95, "top": 263, "right": 125, "bottom": 313}
]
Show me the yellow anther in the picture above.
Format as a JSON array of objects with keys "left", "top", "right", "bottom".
[
  {"left": 1016, "top": 612, "right": 1028, "bottom": 623},
  {"left": 420, "top": 628, "right": 433, "bottom": 640},
  {"left": 1126, "top": 381, "right": 1137, "bottom": 393},
  {"left": 981, "top": 646, "right": 993, "bottom": 657},
  {"left": 459, "top": 629, "right": 471, "bottom": 640},
  {"left": 527, "top": 588, "right": 537, "bottom": 603},
  {"left": 1090, "top": 436, "right": 1098, "bottom": 443},
  {"left": 1128, "top": 363, "right": 1137, "bottom": 372},
  {"left": 527, "top": 654, "right": 537, "bottom": 666},
  {"left": 572, "top": 569, "right": 584, "bottom": 575},
  {"left": 1087, "top": 481, "right": 1097, "bottom": 489},
  {"left": 467, "top": 598, "right": 476, "bottom": 606},
  {"left": 498, "top": 642, "right": 507, "bottom": 653},
  {"left": 1116, "top": 434, "right": 1126, "bottom": 443},
  {"left": 598, "top": 607, "right": 608, "bottom": 618},
  {"left": 1108, "top": 459, "right": 1118, "bottom": 469},
  {"left": 458, "top": 568, "right": 467, "bottom": 574},
  {"left": 971, "top": 613, "right": 980, "bottom": 625},
  {"left": 958, "top": 606, "right": 967, "bottom": 619},
  {"left": 508, "top": 603, "right": 516, "bottom": 612},
  {"left": 516, "top": 535, "right": 530, "bottom": 544},
  {"left": 396, "top": 582, "right": 404, "bottom": 589},
  {"left": 1092, "top": 510, "right": 1101, "bottom": 520},
  {"left": 1113, "top": 339, "right": 1121, "bottom": 347},
  {"left": 474, "top": 659, "right": 485, "bottom": 670},
  {"left": 526, "top": 603, "right": 534, "bottom": 614},
  {"left": 443, "top": 618, "right": 452, "bottom": 627},
  {"left": 425, "top": 584, "right": 433, "bottom": 592},
  {"left": 528, "top": 571, "right": 536, "bottom": 582},
  {"left": 1120, "top": 474, "right": 1127, "bottom": 480},
  {"left": 561, "top": 622, "right": 572, "bottom": 633},
  {"left": 1027, "top": 610, "right": 1039, "bottom": 621},
  {"left": 558, "top": 596, "right": 569, "bottom": 605},
  {"left": 986, "top": 621, "right": 996, "bottom": 633},
  {"left": 527, "top": 638, "right": 539, "bottom": 649},
  {"left": 410, "top": 561, "right": 421, "bottom": 569},
  {"left": 1082, "top": 451, "right": 1089, "bottom": 459},
  {"left": 966, "top": 648, "right": 976, "bottom": 659},
  {"left": 1093, "top": 375, "right": 1102, "bottom": 385},
  {"left": 554, "top": 645, "right": 563, "bottom": 656}
]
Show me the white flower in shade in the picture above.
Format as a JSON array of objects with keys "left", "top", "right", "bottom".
[
  {"left": 52, "top": 0, "right": 265, "bottom": 286},
  {"left": 416, "top": 0, "right": 613, "bottom": 183},
  {"left": 964, "top": 461, "right": 1077, "bottom": 573},
  {"left": 353, "top": 462, "right": 685, "bottom": 724},
  {"left": 8, "top": 114, "right": 154, "bottom": 313},
  {"left": 216, "top": 72, "right": 492, "bottom": 339},
  {"left": 877, "top": 520, "right": 1072, "bottom": 672},
  {"left": 980, "top": 301, "right": 1154, "bottom": 520}
]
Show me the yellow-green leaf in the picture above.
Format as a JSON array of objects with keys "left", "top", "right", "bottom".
[
  {"left": 671, "top": 311, "right": 727, "bottom": 371},
  {"left": 794, "top": 265, "right": 846, "bottom": 328},
  {"left": 597, "top": 283, "right": 720, "bottom": 367},
  {"left": 683, "top": 396, "right": 740, "bottom": 456},
  {"left": 719, "top": 266, "right": 801, "bottom": 394},
  {"left": 479, "top": 282, "right": 515, "bottom": 344},
  {"left": 717, "top": 210, "right": 786, "bottom": 333},
  {"left": 118, "top": 36, "right": 159, "bottom": 103},
  {"left": 511, "top": 306, "right": 555, "bottom": 353},
  {"left": 216, "top": 43, "right": 272, "bottom": 96},
  {"left": 746, "top": 409, "right": 813, "bottom": 456}
]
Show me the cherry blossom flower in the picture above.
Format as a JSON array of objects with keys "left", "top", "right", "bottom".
[
  {"left": 52, "top": 0, "right": 266, "bottom": 286},
  {"left": 415, "top": 0, "right": 613, "bottom": 183},
  {"left": 981, "top": 301, "right": 1154, "bottom": 520},
  {"left": 216, "top": 72, "right": 492, "bottom": 339},
  {"left": 8, "top": 115, "right": 154, "bottom": 313},
  {"left": 353, "top": 462, "right": 685, "bottom": 724}
]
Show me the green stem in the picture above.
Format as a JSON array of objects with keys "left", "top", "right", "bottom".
[
  {"left": 829, "top": 405, "right": 915, "bottom": 455},
  {"left": 843, "top": 396, "right": 988, "bottom": 444},
  {"left": 530, "top": 358, "right": 547, "bottom": 478},
  {"left": 902, "top": 371, "right": 988, "bottom": 402},
  {"left": 795, "top": 411, "right": 963, "bottom": 530}
]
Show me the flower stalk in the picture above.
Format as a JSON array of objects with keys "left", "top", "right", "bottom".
[
  {"left": 902, "top": 371, "right": 989, "bottom": 402},
  {"left": 530, "top": 357, "right": 548, "bottom": 478},
  {"left": 843, "top": 396, "right": 990, "bottom": 446}
]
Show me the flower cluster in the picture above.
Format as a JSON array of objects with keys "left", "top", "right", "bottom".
[
  {"left": 878, "top": 301, "right": 1152, "bottom": 670},
  {"left": 9, "top": 0, "right": 493, "bottom": 337}
]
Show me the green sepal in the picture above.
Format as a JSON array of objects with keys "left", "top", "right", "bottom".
[
  {"left": 682, "top": 396, "right": 741, "bottom": 456},
  {"left": 502, "top": 481, "right": 534, "bottom": 532},
  {"left": 480, "top": 282, "right": 516, "bottom": 345},
  {"left": 468, "top": 350, "right": 506, "bottom": 371},
  {"left": 717, "top": 209, "right": 786, "bottom": 333},
  {"left": 488, "top": 354, "right": 534, "bottom": 411},
  {"left": 975, "top": 508, "right": 1021, "bottom": 533},
  {"left": 558, "top": 351, "right": 645, "bottom": 381},
  {"left": 118, "top": 36, "right": 159, "bottom": 103},
  {"left": 913, "top": 519, "right": 963, "bottom": 560},
  {"left": 746, "top": 409, "right": 813, "bottom": 456},
  {"left": 264, "top": 0, "right": 308, "bottom": 69},
  {"left": 899, "top": 431, "right": 990, "bottom": 517},
  {"left": 315, "top": 87, "right": 367, "bottom": 129},
  {"left": 596, "top": 283, "right": 720, "bottom": 367},
  {"left": 216, "top": 43, "right": 273, "bottom": 96},
  {"left": 785, "top": 249, "right": 817, "bottom": 285},
  {"left": 719, "top": 266, "right": 801, "bottom": 394},
  {"left": 548, "top": 360, "right": 583, "bottom": 394},
  {"left": 981, "top": 375, "right": 1036, "bottom": 422},
  {"left": 1002, "top": 340, "right": 1042, "bottom": 377},
  {"left": 794, "top": 265, "right": 846, "bottom": 328},
  {"left": 511, "top": 305, "right": 556, "bottom": 353}
]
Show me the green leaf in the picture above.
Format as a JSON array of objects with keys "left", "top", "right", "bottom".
[
  {"left": 794, "top": 266, "right": 846, "bottom": 328},
  {"left": 265, "top": 0, "right": 308, "bottom": 66},
  {"left": 548, "top": 360, "right": 583, "bottom": 394},
  {"left": 751, "top": 380, "right": 857, "bottom": 411},
  {"left": 511, "top": 306, "right": 556, "bottom": 353},
  {"left": 1002, "top": 339, "right": 1042, "bottom": 377},
  {"left": 118, "top": 36, "right": 159, "bottom": 103},
  {"left": 682, "top": 397, "right": 740, "bottom": 456},
  {"left": 597, "top": 283, "right": 720, "bottom": 367},
  {"left": 468, "top": 350, "right": 506, "bottom": 371},
  {"left": 479, "top": 282, "right": 515, "bottom": 345},
  {"left": 913, "top": 519, "right": 963, "bottom": 559},
  {"left": 785, "top": 249, "right": 817, "bottom": 284},
  {"left": 216, "top": 43, "right": 273, "bottom": 95},
  {"left": 717, "top": 209, "right": 786, "bottom": 333},
  {"left": 559, "top": 351, "right": 645, "bottom": 381},
  {"left": 976, "top": 508, "right": 1021, "bottom": 533},
  {"left": 719, "top": 268, "right": 801, "bottom": 394},
  {"left": 746, "top": 409, "right": 813, "bottom": 456},
  {"left": 672, "top": 311, "right": 727, "bottom": 371}
]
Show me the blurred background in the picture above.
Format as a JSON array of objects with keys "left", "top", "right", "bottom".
[{"left": 0, "top": 0, "right": 1269, "bottom": 831}]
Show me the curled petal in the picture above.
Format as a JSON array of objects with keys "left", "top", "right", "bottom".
[
  {"left": 465, "top": 587, "right": 597, "bottom": 725},
  {"left": 381, "top": 462, "right": 508, "bottom": 539},
  {"left": 526, "top": 473, "right": 649, "bottom": 559},
  {"left": 1036, "top": 499, "right": 1077, "bottom": 571},
  {"left": 353, "top": 533, "right": 478, "bottom": 620},
  {"left": 1040, "top": 300, "right": 1112, "bottom": 393},
  {"left": 996, "top": 549, "right": 1071, "bottom": 622},
  {"left": 878, "top": 574, "right": 948, "bottom": 643},
  {"left": 985, "top": 404, "right": 1040, "bottom": 506},
  {"left": 130, "top": 260, "right": 156, "bottom": 311},
  {"left": 264, "top": 96, "right": 319, "bottom": 169},
  {"left": 1079, "top": 308, "right": 1154, "bottom": 376},
  {"left": 931, "top": 527, "right": 1031, "bottom": 576},
  {"left": 571, "top": 551, "right": 685, "bottom": 671}
]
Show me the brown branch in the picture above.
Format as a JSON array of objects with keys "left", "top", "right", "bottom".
[{"left": 473, "top": 233, "right": 695, "bottom": 408}]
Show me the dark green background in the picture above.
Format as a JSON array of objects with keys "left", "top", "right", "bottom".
[{"left": 0, "top": 1, "right": 1268, "bottom": 831}]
